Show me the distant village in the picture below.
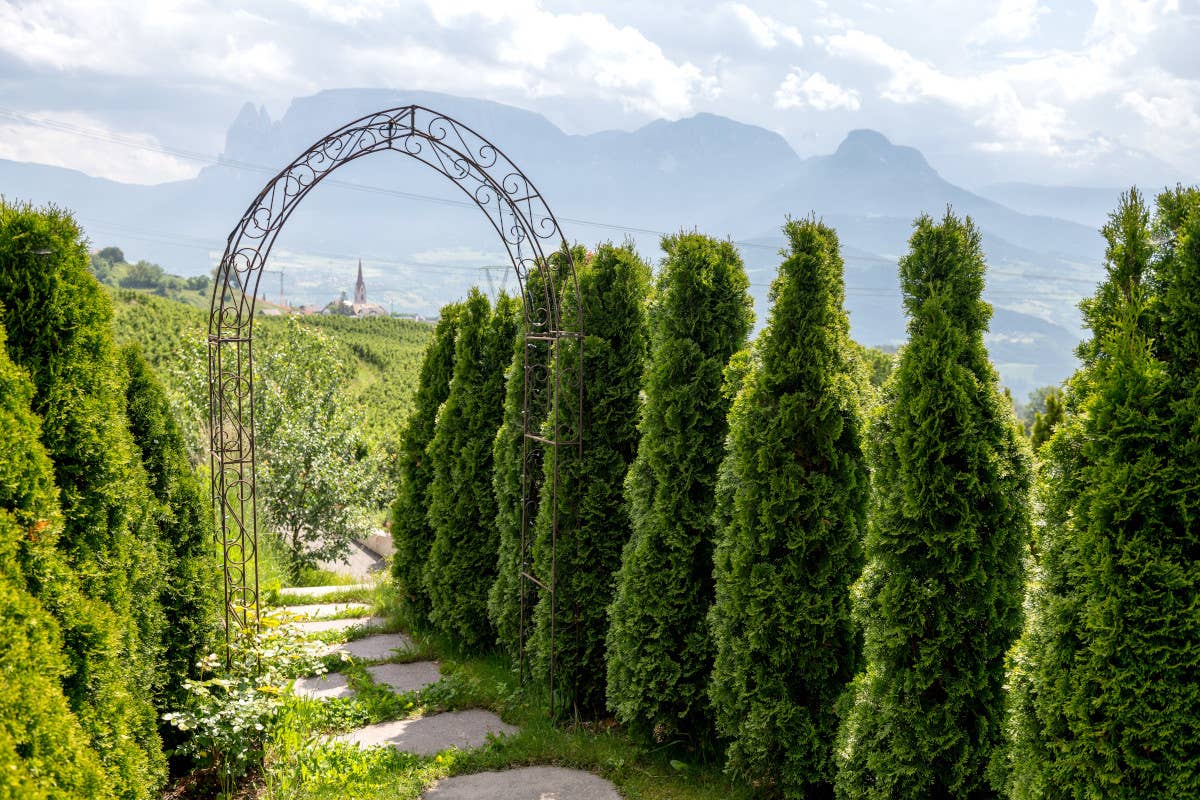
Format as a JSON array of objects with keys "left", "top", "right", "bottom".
[{"left": 258, "top": 260, "right": 434, "bottom": 322}]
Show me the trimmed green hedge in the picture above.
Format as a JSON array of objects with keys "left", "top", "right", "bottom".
[
  {"left": 425, "top": 289, "right": 521, "bottom": 651},
  {"left": 391, "top": 304, "right": 462, "bottom": 618},
  {"left": 836, "top": 212, "right": 1031, "bottom": 800},
  {"left": 605, "top": 232, "right": 753, "bottom": 741},
  {"left": 708, "top": 218, "right": 869, "bottom": 796},
  {"left": 529, "top": 242, "right": 652, "bottom": 716}
]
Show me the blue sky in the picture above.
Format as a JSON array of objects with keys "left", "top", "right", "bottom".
[{"left": 0, "top": 0, "right": 1196, "bottom": 187}]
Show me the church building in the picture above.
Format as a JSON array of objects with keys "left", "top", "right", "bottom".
[{"left": 322, "top": 260, "right": 388, "bottom": 317}]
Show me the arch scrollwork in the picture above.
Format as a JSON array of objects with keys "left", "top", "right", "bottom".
[{"left": 208, "top": 107, "right": 582, "bottom": 707}]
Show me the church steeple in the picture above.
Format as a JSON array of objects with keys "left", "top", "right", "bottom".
[{"left": 354, "top": 259, "right": 366, "bottom": 305}]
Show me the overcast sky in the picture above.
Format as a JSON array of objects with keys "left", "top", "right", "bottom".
[{"left": 1, "top": 0, "right": 1197, "bottom": 188}]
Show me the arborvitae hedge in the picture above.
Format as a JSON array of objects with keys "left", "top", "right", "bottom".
[
  {"left": 708, "top": 218, "right": 868, "bottom": 796},
  {"left": 529, "top": 242, "right": 651, "bottom": 716},
  {"left": 121, "top": 344, "right": 216, "bottom": 716},
  {"left": 1005, "top": 188, "right": 1200, "bottom": 799},
  {"left": 390, "top": 303, "right": 462, "bottom": 618},
  {"left": 835, "top": 212, "right": 1031, "bottom": 800},
  {"left": 605, "top": 232, "right": 753, "bottom": 740},
  {"left": 0, "top": 202, "right": 166, "bottom": 798},
  {"left": 425, "top": 289, "right": 521, "bottom": 650},
  {"left": 487, "top": 257, "right": 564, "bottom": 662},
  {"left": 0, "top": 313, "right": 113, "bottom": 800}
]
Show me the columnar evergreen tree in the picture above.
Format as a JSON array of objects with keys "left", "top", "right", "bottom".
[
  {"left": 1005, "top": 188, "right": 1200, "bottom": 799},
  {"left": 121, "top": 345, "right": 216, "bottom": 715},
  {"left": 392, "top": 303, "right": 462, "bottom": 617},
  {"left": 1028, "top": 387, "right": 1064, "bottom": 451},
  {"left": 605, "top": 232, "right": 753, "bottom": 740},
  {"left": 708, "top": 218, "right": 868, "bottom": 797},
  {"left": 529, "top": 242, "right": 651, "bottom": 716},
  {"left": 487, "top": 259, "right": 555, "bottom": 661},
  {"left": 425, "top": 289, "right": 521, "bottom": 650},
  {"left": 835, "top": 211, "right": 1031, "bottom": 800},
  {"left": 0, "top": 201, "right": 167, "bottom": 798},
  {"left": 0, "top": 314, "right": 112, "bottom": 800}
]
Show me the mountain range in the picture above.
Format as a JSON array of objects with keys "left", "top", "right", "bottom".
[{"left": 0, "top": 88, "right": 1134, "bottom": 398}]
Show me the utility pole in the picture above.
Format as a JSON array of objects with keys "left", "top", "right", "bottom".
[{"left": 263, "top": 268, "right": 284, "bottom": 307}]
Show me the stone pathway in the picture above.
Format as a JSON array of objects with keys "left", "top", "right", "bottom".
[
  {"left": 290, "top": 615, "right": 386, "bottom": 634},
  {"left": 276, "top": 588, "right": 619, "bottom": 798},
  {"left": 294, "top": 671, "right": 356, "bottom": 700},
  {"left": 277, "top": 583, "right": 374, "bottom": 598},
  {"left": 281, "top": 602, "right": 371, "bottom": 619},
  {"left": 334, "top": 709, "right": 517, "bottom": 756},
  {"left": 420, "top": 767, "right": 621, "bottom": 799},
  {"left": 366, "top": 661, "right": 441, "bottom": 693}
]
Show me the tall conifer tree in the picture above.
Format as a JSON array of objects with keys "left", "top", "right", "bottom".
[
  {"left": 391, "top": 303, "right": 462, "bottom": 617},
  {"left": 425, "top": 289, "right": 520, "bottom": 650},
  {"left": 605, "top": 232, "right": 753, "bottom": 740},
  {"left": 529, "top": 242, "right": 651, "bottom": 716},
  {"left": 836, "top": 211, "right": 1031, "bottom": 800},
  {"left": 1004, "top": 188, "right": 1200, "bottom": 799},
  {"left": 709, "top": 218, "right": 868, "bottom": 796}
]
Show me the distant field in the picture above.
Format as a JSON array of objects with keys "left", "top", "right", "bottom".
[{"left": 108, "top": 288, "right": 434, "bottom": 468}]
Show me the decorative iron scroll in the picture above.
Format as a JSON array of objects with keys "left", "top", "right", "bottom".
[{"left": 208, "top": 106, "right": 582, "bottom": 709}]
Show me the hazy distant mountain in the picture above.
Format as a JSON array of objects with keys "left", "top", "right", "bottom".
[
  {"left": 0, "top": 87, "right": 1112, "bottom": 398},
  {"left": 978, "top": 182, "right": 1125, "bottom": 229}
]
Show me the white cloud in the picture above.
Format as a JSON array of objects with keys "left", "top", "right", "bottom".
[
  {"left": 0, "top": 111, "right": 198, "bottom": 184},
  {"left": 774, "top": 69, "right": 860, "bottom": 111},
  {"left": 1121, "top": 89, "right": 1200, "bottom": 132},
  {"left": 725, "top": 3, "right": 804, "bottom": 49},
  {"left": 423, "top": 0, "right": 717, "bottom": 117},
  {"left": 973, "top": 0, "right": 1047, "bottom": 43}
]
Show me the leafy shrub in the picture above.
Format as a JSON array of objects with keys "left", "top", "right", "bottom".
[
  {"left": 425, "top": 290, "right": 521, "bottom": 650},
  {"left": 0, "top": 200, "right": 167, "bottom": 798},
  {"left": 605, "top": 232, "right": 753, "bottom": 741},
  {"left": 391, "top": 304, "right": 462, "bottom": 617},
  {"left": 835, "top": 211, "right": 1031, "bottom": 800},
  {"left": 528, "top": 242, "right": 651, "bottom": 716},
  {"left": 165, "top": 611, "right": 330, "bottom": 797},
  {"left": 708, "top": 218, "right": 869, "bottom": 795},
  {"left": 1004, "top": 188, "right": 1200, "bottom": 799},
  {"left": 0, "top": 313, "right": 113, "bottom": 800}
]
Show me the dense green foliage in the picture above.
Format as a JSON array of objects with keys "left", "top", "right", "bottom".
[
  {"left": 708, "top": 219, "right": 868, "bottom": 796},
  {"left": 528, "top": 243, "right": 652, "bottom": 716},
  {"left": 0, "top": 202, "right": 171, "bottom": 798},
  {"left": 392, "top": 305, "right": 462, "bottom": 617},
  {"left": 836, "top": 212, "right": 1031, "bottom": 800},
  {"left": 1028, "top": 386, "right": 1064, "bottom": 450},
  {"left": 120, "top": 345, "right": 217, "bottom": 713},
  {"left": 1004, "top": 188, "right": 1200, "bottom": 799},
  {"left": 0, "top": 314, "right": 113, "bottom": 800},
  {"left": 425, "top": 290, "right": 521, "bottom": 651},
  {"left": 489, "top": 249, "right": 579, "bottom": 663},
  {"left": 605, "top": 233, "right": 753, "bottom": 741}
]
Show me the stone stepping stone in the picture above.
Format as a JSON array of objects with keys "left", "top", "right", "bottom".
[
  {"left": 366, "top": 661, "right": 441, "bottom": 694},
  {"left": 334, "top": 709, "right": 516, "bottom": 757},
  {"left": 327, "top": 632, "right": 415, "bottom": 661},
  {"left": 291, "top": 615, "right": 385, "bottom": 634},
  {"left": 278, "top": 583, "right": 373, "bottom": 598},
  {"left": 278, "top": 602, "right": 371, "bottom": 618},
  {"left": 420, "top": 766, "right": 620, "bottom": 799},
  {"left": 294, "top": 672, "right": 355, "bottom": 700}
]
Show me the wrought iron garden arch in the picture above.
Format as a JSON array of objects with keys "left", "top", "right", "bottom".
[{"left": 207, "top": 106, "right": 582, "bottom": 703}]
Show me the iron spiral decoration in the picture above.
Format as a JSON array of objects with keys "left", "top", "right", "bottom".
[{"left": 207, "top": 106, "right": 583, "bottom": 710}]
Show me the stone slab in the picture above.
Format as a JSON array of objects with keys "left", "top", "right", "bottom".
[
  {"left": 278, "top": 583, "right": 373, "bottom": 598},
  {"left": 327, "top": 632, "right": 415, "bottom": 661},
  {"left": 294, "top": 672, "right": 355, "bottom": 700},
  {"left": 278, "top": 602, "right": 371, "bottom": 618},
  {"left": 334, "top": 709, "right": 517, "bottom": 757},
  {"left": 366, "top": 661, "right": 441, "bottom": 694},
  {"left": 420, "top": 766, "right": 620, "bottom": 799},
  {"left": 290, "top": 615, "right": 385, "bottom": 634}
]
